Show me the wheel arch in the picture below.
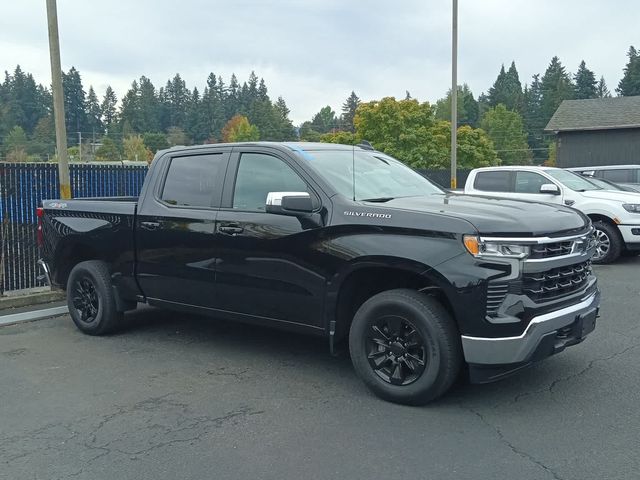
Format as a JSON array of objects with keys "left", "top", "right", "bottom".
[
  {"left": 53, "top": 238, "right": 108, "bottom": 287},
  {"left": 327, "top": 259, "right": 456, "bottom": 341}
]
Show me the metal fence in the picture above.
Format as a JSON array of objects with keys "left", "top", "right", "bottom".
[
  {"left": 0, "top": 163, "right": 148, "bottom": 293},
  {"left": 0, "top": 163, "right": 469, "bottom": 294}
]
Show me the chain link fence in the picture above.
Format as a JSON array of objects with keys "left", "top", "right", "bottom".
[{"left": 0, "top": 163, "right": 148, "bottom": 294}]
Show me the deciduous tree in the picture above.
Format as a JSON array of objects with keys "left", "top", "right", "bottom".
[
  {"left": 480, "top": 104, "right": 532, "bottom": 165},
  {"left": 221, "top": 115, "right": 259, "bottom": 142}
]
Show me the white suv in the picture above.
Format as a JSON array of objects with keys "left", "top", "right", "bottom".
[
  {"left": 567, "top": 165, "right": 640, "bottom": 192},
  {"left": 464, "top": 166, "right": 640, "bottom": 263}
]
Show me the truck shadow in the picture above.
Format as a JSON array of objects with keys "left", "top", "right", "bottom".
[{"left": 114, "top": 304, "right": 585, "bottom": 407}]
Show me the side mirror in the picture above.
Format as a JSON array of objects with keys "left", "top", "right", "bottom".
[
  {"left": 540, "top": 183, "right": 561, "bottom": 195},
  {"left": 265, "top": 191, "right": 314, "bottom": 215}
]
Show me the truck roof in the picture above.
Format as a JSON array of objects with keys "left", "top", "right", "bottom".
[
  {"left": 161, "top": 141, "right": 371, "bottom": 155},
  {"left": 470, "top": 165, "right": 561, "bottom": 173}
]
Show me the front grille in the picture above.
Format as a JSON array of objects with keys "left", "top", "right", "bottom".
[
  {"left": 486, "top": 283, "right": 509, "bottom": 315},
  {"left": 522, "top": 260, "right": 592, "bottom": 302},
  {"left": 529, "top": 241, "right": 574, "bottom": 259}
]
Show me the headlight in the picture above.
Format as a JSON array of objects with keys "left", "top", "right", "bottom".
[
  {"left": 622, "top": 204, "right": 640, "bottom": 213},
  {"left": 463, "top": 235, "right": 530, "bottom": 258}
]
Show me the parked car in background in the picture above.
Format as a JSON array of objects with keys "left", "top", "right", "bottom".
[
  {"left": 581, "top": 177, "right": 637, "bottom": 192},
  {"left": 567, "top": 165, "right": 640, "bottom": 192},
  {"left": 464, "top": 166, "right": 640, "bottom": 264}
]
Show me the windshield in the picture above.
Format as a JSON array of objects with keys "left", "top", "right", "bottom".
[
  {"left": 298, "top": 149, "right": 444, "bottom": 200},
  {"left": 544, "top": 169, "right": 603, "bottom": 191},
  {"left": 585, "top": 177, "right": 623, "bottom": 191}
]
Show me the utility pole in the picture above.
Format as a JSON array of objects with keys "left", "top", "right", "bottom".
[
  {"left": 46, "top": 0, "right": 71, "bottom": 199},
  {"left": 450, "top": 0, "right": 458, "bottom": 190},
  {"left": 77, "top": 131, "right": 82, "bottom": 163}
]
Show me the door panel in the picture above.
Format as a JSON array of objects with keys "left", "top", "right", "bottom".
[
  {"left": 214, "top": 150, "right": 326, "bottom": 328},
  {"left": 136, "top": 151, "right": 229, "bottom": 307}
]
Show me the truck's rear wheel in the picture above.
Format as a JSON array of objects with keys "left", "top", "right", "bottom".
[
  {"left": 349, "top": 289, "right": 461, "bottom": 405},
  {"left": 592, "top": 221, "right": 622, "bottom": 264},
  {"left": 66, "top": 260, "right": 122, "bottom": 335}
]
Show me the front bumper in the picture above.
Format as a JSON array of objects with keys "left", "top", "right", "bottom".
[
  {"left": 462, "top": 289, "right": 600, "bottom": 382},
  {"left": 617, "top": 224, "right": 640, "bottom": 247}
]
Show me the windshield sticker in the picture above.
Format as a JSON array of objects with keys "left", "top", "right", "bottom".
[
  {"left": 287, "top": 144, "right": 315, "bottom": 161},
  {"left": 344, "top": 211, "right": 392, "bottom": 219}
]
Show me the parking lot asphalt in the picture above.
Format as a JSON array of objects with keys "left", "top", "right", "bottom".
[{"left": 1, "top": 257, "right": 639, "bottom": 480}]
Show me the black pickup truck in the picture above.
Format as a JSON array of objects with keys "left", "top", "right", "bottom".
[{"left": 38, "top": 142, "right": 600, "bottom": 405}]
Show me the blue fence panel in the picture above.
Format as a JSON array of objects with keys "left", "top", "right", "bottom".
[{"left": 1, "top": 162, "right": 148, "bottom": 293}]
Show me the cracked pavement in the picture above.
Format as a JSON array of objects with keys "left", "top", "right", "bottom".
[{"left": 1, "top": 257, "right": 639, "bottom": 480}]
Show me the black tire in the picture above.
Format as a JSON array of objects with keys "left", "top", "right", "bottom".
[
  {"left": 66, "top": 260, "right": 122, "bottom": 335},
  {"left": 592, "top": 221, "right": 622, "bottom": 264},
  {"left": 348, "top": 289, "right": 462, "bottom": 405}
]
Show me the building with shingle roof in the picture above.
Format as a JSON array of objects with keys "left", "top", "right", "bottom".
[{"left": 545, "top": 96, "right": 640, "bottom": 167}]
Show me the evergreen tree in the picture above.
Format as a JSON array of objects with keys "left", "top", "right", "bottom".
[
  {"left": 31, "top": 115, "right": 56, "bottom": 156},
  {"left": 257, "top": 78, "right": 268, "bottom": 100},
  {"left": 101, "top": 86, "right": 118, "bottom": 131},
  {"left": 143, "top": 132, "right": 169, "bottom": 153},
  {"left": 274, "top": 96, "right": 296, "bottom": 140},
  {"left": 522, "top": 74, "right": 545, "bottom": 162},
  {"left": 617, "top": 46, "right": 640, "bottom": 96},
  {"left": 85, "top": 86, "right": 103, "bottom": 135},
  {"left": 165, "top": 74, "right": 191, "bottom": 129},
  {"left": 138, "top": 76, "right": 160, "bottom": 132},
  {"left": 435, "top": 84, "right": 479, "bottom": 127},
  {"left": 227, "top": 74, "right": 240, "bottom": 119},
  {"left": 186, "top": 87, "right": 208, "bottom": 143},
  {"left": 597, "top": 76, "right": 611, "bottom": 98},
  {"left": 341, "top": 91, "right": 361, "bottom": 132},
  {"left": 540, "top": 56, "right": 574, "bottom": 124},
  {"left": 62, "top": 67, "right": 87, "bottom": 134},
  {"left": 1, "top": 66, "right": 49, "bottom": 135},
  {"left": 310, "top": 106, "right": 338, "bottom": 133},
  {"left": 488, "top": 62, "right": 522, "bottom": 111},
  {"left": 488, "top": 65, "right": 508, "bottom": 107},
  {"left": 119, "top": 81, "right": 142, "bottom": 133},
  {"left": 574, "top": 60, "right": 597, "bottom": 99},
  {"left": 201, "top": 73, "right": 226, "bottom": 141}
]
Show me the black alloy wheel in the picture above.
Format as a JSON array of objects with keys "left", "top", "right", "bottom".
[
  {"left": 366, "top": 316, "right": 427, "bottom": 386},
  {"left": 66, "top": 260, "right": 122, "bottom": 335},
  {"left": 72, "top": 277, "right": 100, "bottom": 324},
  {"left": 349, "top": 289, "right": 462, "bottom": 405}
]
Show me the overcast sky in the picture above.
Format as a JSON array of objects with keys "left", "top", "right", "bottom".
[{"left": 1, "top": 1, "right": 638, "bottom": 124}]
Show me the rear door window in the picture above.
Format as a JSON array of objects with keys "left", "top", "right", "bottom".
[
  {"left": 601, "top": 169, "right": 632, "bottom": 183},
  {"left": 161, "top": 153, "right": 227, "bottom": 207},
  {"left": 474, "top": 171, "right": 513, "bottom": 192}
]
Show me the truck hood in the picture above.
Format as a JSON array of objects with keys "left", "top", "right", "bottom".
[
  {"left": 370, "top": 194, "right": 588, "bottom": 236},
  {"left": 575, "top": 189, "right": 640, "bottom": 203}
]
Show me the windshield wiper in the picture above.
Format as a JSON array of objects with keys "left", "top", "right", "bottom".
[{"left": 361, "top": 197, "right": 395, "bottom": 202}]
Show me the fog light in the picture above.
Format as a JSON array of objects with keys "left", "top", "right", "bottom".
[{"left": 631, "top": 228, "right": 640, "bottom": 235}]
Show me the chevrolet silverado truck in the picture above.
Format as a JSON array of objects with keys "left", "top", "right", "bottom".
[{"left": 38, "top": 142, "right": 600, "bottom": 405}]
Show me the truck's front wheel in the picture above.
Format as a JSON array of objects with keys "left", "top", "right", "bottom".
[
  {"left": 67, "top": 260, "right": 122, "bottom": 335},
  {"left": 349, "top": 289, "right": 461, "bottom": 405}
]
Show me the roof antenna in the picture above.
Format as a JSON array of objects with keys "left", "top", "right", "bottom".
[{"left": 352, "top": 143, "right": 356, "bottom": 201}]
